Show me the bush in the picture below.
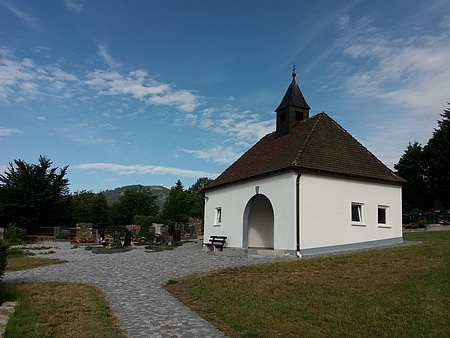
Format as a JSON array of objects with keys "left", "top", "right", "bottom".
[
  {"left": 0, "top": 239, "right": 9, "bottom": 281},
  {"left": 6, "top": 223, "right": 27, "bottom": 244},
  {"left": 115, "top": 239, "right": 123, "bottom": 249}
]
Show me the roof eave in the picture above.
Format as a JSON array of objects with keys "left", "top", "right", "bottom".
[{"left": 203, "top": 166, "right": 405, "bottom": 192}]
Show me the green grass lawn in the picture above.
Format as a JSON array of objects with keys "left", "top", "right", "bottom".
[
  {"left": 2, "top": 282, "right": 126, "bottom": 338},
  {"left": 164, "top": 232, "right": 450, "bottom": 338}
]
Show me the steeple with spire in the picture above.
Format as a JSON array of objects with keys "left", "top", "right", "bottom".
[{"left": 275, "top": 66, "right": 310, "bottom": 137}]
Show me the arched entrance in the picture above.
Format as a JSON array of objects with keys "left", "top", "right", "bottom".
[{"left": 243, "top": 194, "right": 274, "bottom": 249}]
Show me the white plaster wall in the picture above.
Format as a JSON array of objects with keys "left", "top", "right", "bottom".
[
  {"left": 299, "top": 173, "right": 403, "bottom": 250},
  {"left": 204, "top": 172, "right": 297, "bottom": 250}
]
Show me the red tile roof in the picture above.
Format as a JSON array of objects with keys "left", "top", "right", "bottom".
[{"left": 205, "top": 112, "right": 405, "bottom": 191}]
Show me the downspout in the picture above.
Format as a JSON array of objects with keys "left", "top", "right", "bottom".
[{"left": 296, "top": 172, "right": 302, "bottom": 258}]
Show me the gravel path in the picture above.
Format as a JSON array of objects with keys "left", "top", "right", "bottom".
[{"left": 3, "top": 241, "right": 293, "bottom": 337}]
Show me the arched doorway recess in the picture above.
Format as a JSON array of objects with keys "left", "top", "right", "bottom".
[{"left": 243, "top": 194, "right": 274, "bottom": 249}]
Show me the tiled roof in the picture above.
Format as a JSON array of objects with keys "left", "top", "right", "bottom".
[{"left": 205, "top": 112, "right": 405, "bottom": 190}]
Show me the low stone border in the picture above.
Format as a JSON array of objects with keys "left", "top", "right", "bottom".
[
  {"left": 0, "top": 301, "right": 18, "bottom": 337},
  {"left": 92, "top": 246, "right": 132, "bottom": 254}
]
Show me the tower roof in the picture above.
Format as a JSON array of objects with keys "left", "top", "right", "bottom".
[
  {"left": 275, "top": 71, "right": 310, "bottom": 112},
  {"left": 204, "top": 112, "right": 405, "bottom": 191}
]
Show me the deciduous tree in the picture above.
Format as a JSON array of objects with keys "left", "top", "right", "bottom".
[
  {"left": 70, "top": 191, "right": 110, "bottom": 227},
  {"left": 110, "top": 188, "right": 159, "bottom": 225}
]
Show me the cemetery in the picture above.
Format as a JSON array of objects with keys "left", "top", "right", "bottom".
[{"left": 52, "top": 220, "right": 200, "bottom": 255}]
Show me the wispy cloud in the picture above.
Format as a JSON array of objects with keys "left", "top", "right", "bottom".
[
  {"left": 344, "top": 34, "right": 450, "bottom": 114},
  {"left": 0, "top": 126, "right": 22, "bottom": 137},
  {"left": 64, "top": 0, "right": 83, "bottom": 13},
  {"left": 0, "top": 48, "right": 199, "bottom": 112},
  {"left": 73, "top": 135, "right": 117, "bottom": 144},
  {"left": 72, "top": 163, "right": 218, "bottom": 179},
  {"left": 442, "top": 15, "right": 450, "bottom": 28},
  {"left": 179, "top": 106, "right": 274, "bottom": 165},
  {"left": 98, "top": 45, "right": 122, "bottom": 69},
  {"left": 187, "top": 106, "right": 274, "bottom": 148},
  {"left": 85, "top": 69, "right": 199, "bottom": 112},
  {"left": 2, "top": 2, "right": 40, "bottom": 28},
  {"left": 180, "top": 146, "right": 242, "bottom": 165}
]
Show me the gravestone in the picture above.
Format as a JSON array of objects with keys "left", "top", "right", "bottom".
[
  {"left": 113, "top": 231, "right": 120, "bottom": 245},
  {"left": 54, "top": 227, "right": 73, "bottom": 241},
  {"left": 173, "top": 229, "right": 182, "bottom": 246},
  {"left": 161, "top": 225, "right": 168, "bottom": 244},
  {"left": 189, "top": 225, "right": 197, "bottom": 239},
  {"left": 124, "top": 229, "right": 132, "bottom": 246}
]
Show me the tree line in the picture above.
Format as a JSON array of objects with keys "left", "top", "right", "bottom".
[
  {"left": 394, "top": 103, "right": 450, "bottom": 213},
  {"left": 0, "top": 156, "right": 212, "bottom": 233}
]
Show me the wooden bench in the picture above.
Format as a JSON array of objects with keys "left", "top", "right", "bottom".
[{"left": 204, "top": 235, "right": 227, "bottom": 252}]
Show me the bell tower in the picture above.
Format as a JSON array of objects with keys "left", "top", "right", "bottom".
[{"left": 276, "top": 67, "right": 310, "bottom": 137}]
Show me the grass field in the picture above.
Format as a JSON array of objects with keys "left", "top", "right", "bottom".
[{"left": 164, "top": 232, "right": 450, "bottom": 338}]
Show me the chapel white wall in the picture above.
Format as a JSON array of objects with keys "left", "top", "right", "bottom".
[
  {"left": 204, "top": 172, "right": 297, "bottom": 250},
  {"left": 299, "top": 173, "right": 403, "bottom": 251}
]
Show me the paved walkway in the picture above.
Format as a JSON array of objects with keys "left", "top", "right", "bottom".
[{"left": 3, "top": 241, "right": 293, "bottom": 337}]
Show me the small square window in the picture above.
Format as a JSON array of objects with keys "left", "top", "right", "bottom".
[
  {"left": 215, "top": 207, "right": 222, "bottom": 225},
  {"left": 351, "top": 203, "right": 364, "bottom": 224}
]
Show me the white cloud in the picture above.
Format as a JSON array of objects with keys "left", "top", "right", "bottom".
[
  {"left": 0, "top": 165, "right": 8, "bottom": 174},
  {"left": 72, "top": 162, "right": 218, "bottom": 179},
  {"left": 0, "top": 50, "right": 81, "bottom": 103},
  {"left": 85, "top": 69, "right": 199, "bottom": 112},
  {"left": 37, "top": 116, "right": 46, "bottom": 121},
  {"left": 0, "top": 126, "right": 22, "bottom": 136},
  {"left": 196, "top": 105, "right": 274, "bottom": 148},
  {"left": 0, "top": 48, "right": 198, "bottom": 112},
  {"left": 64, "top": 0, "right": 83, "bottom": 13}
]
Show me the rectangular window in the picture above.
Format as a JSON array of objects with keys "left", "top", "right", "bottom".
[
  {"left": 214, "top": 207, "right": 222, "bottom": 225},
  {"left": 378, "top": 206, "right": 389, "bottom": 227},
  {"left": 280, "top": 112, "right": 286, "bottom": 123},
  {"left": 351, "top": 203, "right": 364, "bottom": 225}
]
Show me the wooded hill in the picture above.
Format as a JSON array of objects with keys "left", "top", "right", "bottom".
[{"left": 102, "top": 184, "right": 170, "bottom": 210}]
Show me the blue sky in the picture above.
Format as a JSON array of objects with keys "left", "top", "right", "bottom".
[{"left": 1, "top": 0, "right": 449, "bottom": 193}]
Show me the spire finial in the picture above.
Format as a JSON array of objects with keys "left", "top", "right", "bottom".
[{"left": 292, "top": 65, "right": 296, "bottom": 79}]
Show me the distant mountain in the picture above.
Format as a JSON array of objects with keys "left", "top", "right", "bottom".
[{"left": 101, "top": 184, "right": 170, "bottom": 210}]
